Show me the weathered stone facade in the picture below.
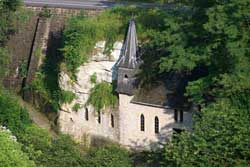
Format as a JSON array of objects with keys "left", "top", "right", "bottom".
[
  {"left": 58, "top": 41, "right": 193, "bottom": 150},
  {"left": 119, "top": 94, "right": 192, "bottom": 149}
]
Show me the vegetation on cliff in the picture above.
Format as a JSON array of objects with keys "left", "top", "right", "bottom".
[
  {"left": 0, "top": 128, "right": 36, "bottom": 167},
  {"left": 59, "top": 2, "right": 250, "bottom": 165},
  {"left": 0, "top": 0, "right": 249, "bottom": 166},
  {"left": 0, "top": 85, "right": 131, "bottom": 167},
  {"left": 61, "top": 6, "right": 170, "bottom": 79},
  {"left": 87, "top": 81, "right": 118, "bottom": 113},
  {"left": 0, "top": 1, "right": 131, "bottom": 167}
]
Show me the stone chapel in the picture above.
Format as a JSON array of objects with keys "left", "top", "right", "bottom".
[{"left": 58, "top": 19, "right": 193, "bottom": 150}]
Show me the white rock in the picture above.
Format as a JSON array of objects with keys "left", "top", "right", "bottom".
[
  {"left": 95, "top": 41, "right": 106, "bottom": 49},
  {"left": 59, "top": 41, "right": 121, "bottom": 112}
]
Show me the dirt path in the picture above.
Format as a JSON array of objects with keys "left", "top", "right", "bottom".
[{"left": 18, "top": 97, "right": 57, "bottom": 137}]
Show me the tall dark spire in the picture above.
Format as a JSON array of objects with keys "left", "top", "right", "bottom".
[{"left": 117, "top": 19, "right": 139, "bottom": 69}]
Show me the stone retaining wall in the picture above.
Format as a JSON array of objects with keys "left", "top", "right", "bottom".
[{"left": 26, "top": 6, "right": 103, "bottom": 17}]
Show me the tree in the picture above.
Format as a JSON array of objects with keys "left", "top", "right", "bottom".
[
  {"left": 136, "top": 0, "right": 250, "bottom": 166},
  {"left": 0, "top": 129, "right": 36, "bottom": 167},
  {"left": 40, "top": 135, "right": 85, "bottom": 167}
]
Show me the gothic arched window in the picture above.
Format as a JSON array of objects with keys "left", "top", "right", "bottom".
[
  {"left": 85, "top": 108, "right": 89, "bottom": 121},
  {"left": 174, "top": 109, "right": 178, "bottom": 122},
  {"left": 140, "top": 114, "right": 145, "bottom": 132},
  {"left": 98, "top": 112, "right": 101, "bottom": 124},
  {"left": 111, "top": 114, "right": 114, "bottom": 128},
  {"left": 155, "top": 116, "right": 159, "bottom": 134}
]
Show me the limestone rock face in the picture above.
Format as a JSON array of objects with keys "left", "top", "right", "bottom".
[{"left": 58, "top": 41, "right": 122, "bottom": 140}]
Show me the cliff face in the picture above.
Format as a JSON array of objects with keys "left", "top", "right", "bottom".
[{"left": 58, "top": 41, "right": 122, "bottom": 141}]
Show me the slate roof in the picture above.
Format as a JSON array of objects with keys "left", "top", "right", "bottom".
[
  {"left": 116, "top": 19, "right": 140, "bottom": 69},
  {"left": 132, "top": 74, "right": 191, "bottom": 110}
]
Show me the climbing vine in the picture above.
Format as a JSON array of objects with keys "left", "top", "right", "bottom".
[{"left": 87, "top": 81, "right": 118, "bottom": 113}]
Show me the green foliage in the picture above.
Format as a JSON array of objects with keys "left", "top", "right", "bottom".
[
  {"left": 18, "top": 125, "right": 86, "bottom": 167},
  {"left": 34, "top": 47, "right": 42, "bottom": 58},
  {"left": 60, "top": 90, "right": 76, "bottom": 104},
  {"left": 61, "top": 6, "right": 170, "bottom": 78},
  {"left": 162, "top": 98, "right": 250, "bottom": 167},
  {"left": 19, "top": 60, "right": 28, "bottom": 78},
  {"left": 90, "top": 72, "right": 97, "bottom": 84},
  {"left": 28, "top": 42, "right": 75, "bottom": 112},
  {"left": 116, "top": 0, "right": 171, "bottom": 3},
  {"left": 1, "top": 0, "right": 22, "bottom": 11},
  {"left": 0, "top": 47, "right": 10, "bottom": 81},
  {"left": 18, "top": 125, "right": 52, "bottom": 151},
  {"left": 0, "top": 0, "right": 29, "bottom": 43},
  {"left": 140, "top": 0, "right": 250, "bottom": 166},
  {"left": 0, "top": 87, "right": 31, "bottom": 134},
  {"left": 85, "top": 144, "right": 132, "bottom": 167},
  {"left": 87, "top": 82, "right": 118, "bottom": 113},
  {"left": 39, "top": 6, "right": 51, "bottom": 18},
  {"left": 72, "top": 103, "right": 81, "bottom": 112},
  {"left": 0, "top": 130, "right": 36, "bottom": 167},
  {"left": 38, "top": 135, "right": 85, "bottom": 167}
]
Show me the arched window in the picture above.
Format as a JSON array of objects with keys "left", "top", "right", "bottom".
[
  {"left": 98, "top": 112, "right": 101, "bottom": 124},
  {"left": 85, "top": 108, "right": 89, "bottom": 121},
  {"left": 111, "top": 114, "right": 114, "bottom": 128},
  {"left": 180, "top": 110, "right": 183, "bottom": 122},
  {"left": 155, "top": 116, "right": 159, "bottom": 134},
  {"left": 174, "top": 109, "right": 178, "bottom": 122},
  {"left": 140, "top": 114, "right": 145, "bottom": 131}
]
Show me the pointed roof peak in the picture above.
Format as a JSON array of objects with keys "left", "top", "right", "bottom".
[{"left": 117, "top": 18, "right": 140, "bottom": 69}]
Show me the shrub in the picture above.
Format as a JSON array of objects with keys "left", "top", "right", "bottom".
[
  {"left": 39, "top": 6, "right": 51, "bottom": 18},
  {"left": 41, "top": 134, "right": 85, "bottom": 167},
  {"left": 85, "top": 144, "right": 132, "bottom": 167},
  {"left": 72, "top": 103, "right": 81, "bottom": 112},
  {"left": 0, "top": 130, "right": 36, "bottom": 167},
  {"left": 60, "top": 90, "right": 76, "bottom": 104},
  {"left": 0, "top": 48, "right": 10, "bottom": 81},
  {"left": 87, "top": 82, "right": 118, "bottom": 112},
  {"left": 0, "top": 87, "right": 31, "bottom": 134},
  {"left": 90, "top": 72, "right": 97, "bottom": 84},
  {"left": 19, "top": 60, "right": 28, "bottom": 78}
]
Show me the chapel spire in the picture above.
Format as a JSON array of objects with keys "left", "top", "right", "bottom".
[
  {"left": 116, "top": 18, "right": 140, "bottom": 95},
  {"left": 117, "top": 18, "right": 140, "bottom": 69}
]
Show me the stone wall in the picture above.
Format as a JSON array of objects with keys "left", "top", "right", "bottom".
[
  {"left": 3, "top": 16, "right": 39, "bottom": 91},
  {"left": 26, "top": 6, "right": 103, "bottom": 17},
  {"left": 58, "top": 41, "right": 123, "bottom": 143},
  {"left": 57, "top": 41, "right": 193, "bottom": 150},
  {"left": 119, "top": 94, "right": 193, "bottom": 150}
]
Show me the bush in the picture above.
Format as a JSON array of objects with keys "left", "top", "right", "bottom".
[
  {"left": 85, "top": 144, "right": 132, "bottom": 167},
  {"left": 0, "top": 48, "right": 10, "bottom": 81},
  {"left": 41, "top": 135, "right": 85, "bottom": 167},
  {"left": 72, "top": 103, "right": 81, "bottom": 112},
  {"left": 87, "top": 82, "right": 118, "bottom": 112},
  {"left": 90, "top": 72, "right": 97, "bottom": 84},
  {"left": 0, "top": 87, "right": 31, "bottom": 134},
  {"left": 0, "top": 130, "right": 36, "bottom": 167},
  {"left": 60, "top": 90, "right": 76, "bottom": 104},
  {"left": 39, "top": 6, "right": 51, "bottom": 18}
]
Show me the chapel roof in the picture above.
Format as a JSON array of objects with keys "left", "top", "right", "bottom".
[
  {"left": 116, "top": 19, "right": 140, "bottom": 69},
  {"left": 132, "top": 73, "right": 191, "bottom": 110}
]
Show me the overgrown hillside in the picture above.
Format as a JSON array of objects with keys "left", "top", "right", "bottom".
[
  {"left": 0, "top": 0, "right": 249, "bottom": 167},
  {"left": 0, "top": 1, "right": 132, "bottom": 167}
]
